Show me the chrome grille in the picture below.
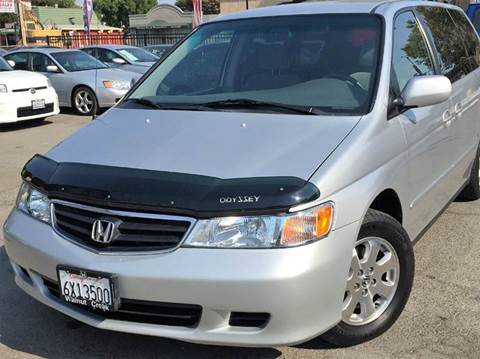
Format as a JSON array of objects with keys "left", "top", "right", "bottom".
[{"left": 52, "top": 201, "right": 195, "bottom": 253}]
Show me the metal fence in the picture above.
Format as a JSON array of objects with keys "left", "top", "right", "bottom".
[{"left": 46, "top": 33, "right": 189, "bottom": 49}]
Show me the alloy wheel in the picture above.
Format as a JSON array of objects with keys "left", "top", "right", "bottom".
[
  {"left": 75, "top": 90, "right": 94, "bottom": 114},
  {"left": 342, "top": 236, "right": 400, "bottom": 326}
]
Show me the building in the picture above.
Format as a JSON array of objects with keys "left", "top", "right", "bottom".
[
  {"left": 31, "top": 6, "right": 121, "bottom": 35},
  {"left": 129, "top": 4, "right": 217, "bottom": 41}
]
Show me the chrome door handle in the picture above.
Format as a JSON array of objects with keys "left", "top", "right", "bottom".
[
  {"left": 454, "top": 103, "right": 462, "bottom": 116},
  {"left": 443, "top": 110, "right": 453, "bottom": 127}
]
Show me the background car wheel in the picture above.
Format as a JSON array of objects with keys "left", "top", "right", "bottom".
[
  {"left": 457, "top": 146, "right": 480, "bottom": 201},
  {"left": 72, "top": 87, "right": 98, "bottom": 116},
  {"left": 320, "top": 209, "right": 415, "bottom": 348}
]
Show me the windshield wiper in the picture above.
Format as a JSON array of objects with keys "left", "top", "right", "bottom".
[
  {"left": 124, "top": 98, "right": 212, "bottom": 111},
  {"left": 124, "top": 98, "right": 165, "bottom": 110},
  {"left": 197, "top": 99, "right": 322, "bottom": 115}
]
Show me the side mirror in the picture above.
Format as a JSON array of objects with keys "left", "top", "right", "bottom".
[
  {"left": 46, "top": 65, "right": 60, "bottom": 73},
  {"left": 401, "top": 75, "right": 451, "bottom": 108},
  {"left": 112, "top": 58, "right": 127, "bottom": 65},
  {"left": 7, "top": 60, "right": 15, "bottom": 68}
]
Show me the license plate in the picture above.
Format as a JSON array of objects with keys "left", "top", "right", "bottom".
[
  {"left": 32, "top": 99, "right": 45, "bottom": 110},
  {"left": 57, "top": 266, "right": 118, "bottom": 312}
]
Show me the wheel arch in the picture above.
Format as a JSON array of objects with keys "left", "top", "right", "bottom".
[{"left": 368, "top": 188, "right": 403, "bottom": 224}]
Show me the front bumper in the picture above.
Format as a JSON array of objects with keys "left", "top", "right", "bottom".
[
  {"left": 3, "top": 209, "right": 359, "bottom": 347},
  {"left": 96, "top": 87, "right": 128, "bottom": 108},
  {"left": 0, "top": 88, "right": 59, "bottom": 124}
]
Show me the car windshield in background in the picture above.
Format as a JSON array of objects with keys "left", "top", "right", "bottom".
[
  {"left": 0, "top": 57, "right": 12, "bottom": 71},
  {"left": 144, "top": 45, "right": 171, "bottom": 57},
  {"left": 127, "top": 14, "right": 382, "bottom": 115},
  {"left": 118, "top": 48, "right": 159, "bottom": 63},
  {"left": 51, "top": 51, "right": 108, "bottom": 72}
]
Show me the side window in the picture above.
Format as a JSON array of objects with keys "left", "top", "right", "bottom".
[
  {"left": 472, "top": 7, "right": 480, "bottom": 34},
  {"left": 418, "top": 6, "right": 469, "bottom": 82},
  {"left": 82, "top": 48, "right": 95, "bottom": 57},
  {"left": 30, "top": 53, "right": 55, "bottom": 72},
  {"left": 5, "top": 52, "right": 29, "bottom": 71},
  {"left": 392, "top": 11, "right": 434, "bottom": 92},
  {"left": 97, "top": 48, "right": 119, "bottom": 63},
  {"left": 448, "top": 9, "right": 480, "bottom": 73}
]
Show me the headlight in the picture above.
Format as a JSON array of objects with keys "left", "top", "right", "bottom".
[
  {"left": 183, "top": 202, "right": 334, "bottom": 248},
  {"left": 0, "top": 84, "right": 7, "bottom": 93},
  {"left": 16, "top": 182, "right": 51, "bottom": 224},
  {"left": 103, "top": 80, "right": 130, "bottom": 90}
]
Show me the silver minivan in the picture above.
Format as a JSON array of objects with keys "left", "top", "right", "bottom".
[{"left": 3, "top": 0, "right": 480, "bottom": 348}]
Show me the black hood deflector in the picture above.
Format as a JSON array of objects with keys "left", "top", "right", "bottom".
[{"left": 22, "top": 155, "right": 320, "bottom": 218}]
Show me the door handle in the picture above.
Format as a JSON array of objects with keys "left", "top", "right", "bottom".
[
  {"left": 443, "top": 109, "right": 453, "bottom": 127},
  {"left": 454, "top": 103, "right": 462, "bottom": 116}
]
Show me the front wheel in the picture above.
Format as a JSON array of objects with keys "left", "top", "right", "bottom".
[
  {"left": 72, "top": 87, "right": 98, "bottom": 116},
  {"left": 321, "top": 209, "right": 415, "bottom": 347}
]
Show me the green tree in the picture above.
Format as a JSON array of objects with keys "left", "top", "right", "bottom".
[
  {"left": 175, "top": 0, "right": 220, "bottom": 15},
  {"left": 31, "top": 0, "right": 77, "bottom": 7},
  {"left": 94, "top": 0, "right": 157, "bottom": 29},
  {"left": 0, "top": 13, "right": 17, "bottom": 27}
]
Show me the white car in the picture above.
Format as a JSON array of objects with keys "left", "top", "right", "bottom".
[{"left": 0, "top": 56, "right": 59, "bottom": 124}]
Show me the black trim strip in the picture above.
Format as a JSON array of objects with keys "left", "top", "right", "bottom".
[
  {"left": 12, "top": 86, "right": 48, "bottom": 93},
  {"left": 22, "top": 154, "right": 320, "bottom": 218}
]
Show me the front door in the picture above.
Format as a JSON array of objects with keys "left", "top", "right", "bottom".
[{"left": 391, "top": 10, "right": 457, "bottom": 238}]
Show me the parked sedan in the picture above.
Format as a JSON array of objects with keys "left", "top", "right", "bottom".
[
  {"left": 0, "top": 56, "right": 59, "bottom": 124},
  {"left": 81, "top": 45, "right": 159, "bottom": 74},
  {"left": 4, "top": 48, "right": 140, "bottom": 115}
]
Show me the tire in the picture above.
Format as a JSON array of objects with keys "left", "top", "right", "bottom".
[
  {"left": 457, "top": 146, "right": 480, "bottom": 201},
  {"left": 320, "top": 209, "right": 415, "bottom": 348},
  {"left": 72, "top": 86, "right": 98, "bottom": 116}
]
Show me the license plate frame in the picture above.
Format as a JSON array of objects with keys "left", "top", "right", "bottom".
[
  {"left": 32, "top": 99, "right": 45, "bottom": 110},
  {"left": 56, "top": 265, "right": 119, "bottom": 312}
]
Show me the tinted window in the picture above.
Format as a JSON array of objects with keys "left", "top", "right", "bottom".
[
  {"left": 97, "top": 48, "right": 118, "bottom": 63},
  {"left": 82, "top": 48, "right": 96, "bottom": 57},
  {"left": 129, "top": 15, "right": 383, "bottom": 115},
  {"left": 418, "top": 6, "right": 469, "bottom": 82},
  {"left": 6, "top": 52, "right": 29, "bottom": 71},
  {"left": 0, "top": 56, "right": 12, "bottom": 71},
  {"left": 51, "top": 51, "right": 107, "bottom": 72},
  {"left": 392, "top": 11, "right": 434, "bottom": 91},
  {"left": 30, "top": 52, "right": 56, "bottom": 72},
  {"left": 472, "top": 8, "right": 480, "bottom": 34},
  {"left": 448, "top": 9, "right": 480, "bottom": 72}
]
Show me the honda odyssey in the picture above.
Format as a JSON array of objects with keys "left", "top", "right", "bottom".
[{"left": 3, "top": 0, "right": 480, "bottom": 347}]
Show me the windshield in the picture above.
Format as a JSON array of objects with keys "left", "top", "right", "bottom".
[
  {"left": 118, "top": 47, "right": 159, "bottom": 63},
  {"left": 0, "top": 56, "right": 12, "bottom": 71},
  {"left": 51, "top": 51, "right": 108, "bottom": 72},
  {"left": 127, "top": 14, "right": 382, "bottom": 115}
]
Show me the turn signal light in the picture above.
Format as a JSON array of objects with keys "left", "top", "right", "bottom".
[{"left": 280, "top": 203, "right": 334, "bottom": 246}]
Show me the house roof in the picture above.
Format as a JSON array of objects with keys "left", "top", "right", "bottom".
[{"left": 31, "top": 6, "right": 121, "bottom": 31}]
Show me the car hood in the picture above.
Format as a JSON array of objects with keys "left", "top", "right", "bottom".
[
  {"left": 0, "top": 70, "right": 48, "bottom": 90},
  {"left": 47, "top": 108, "right": 360, "bottom": 181}
]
